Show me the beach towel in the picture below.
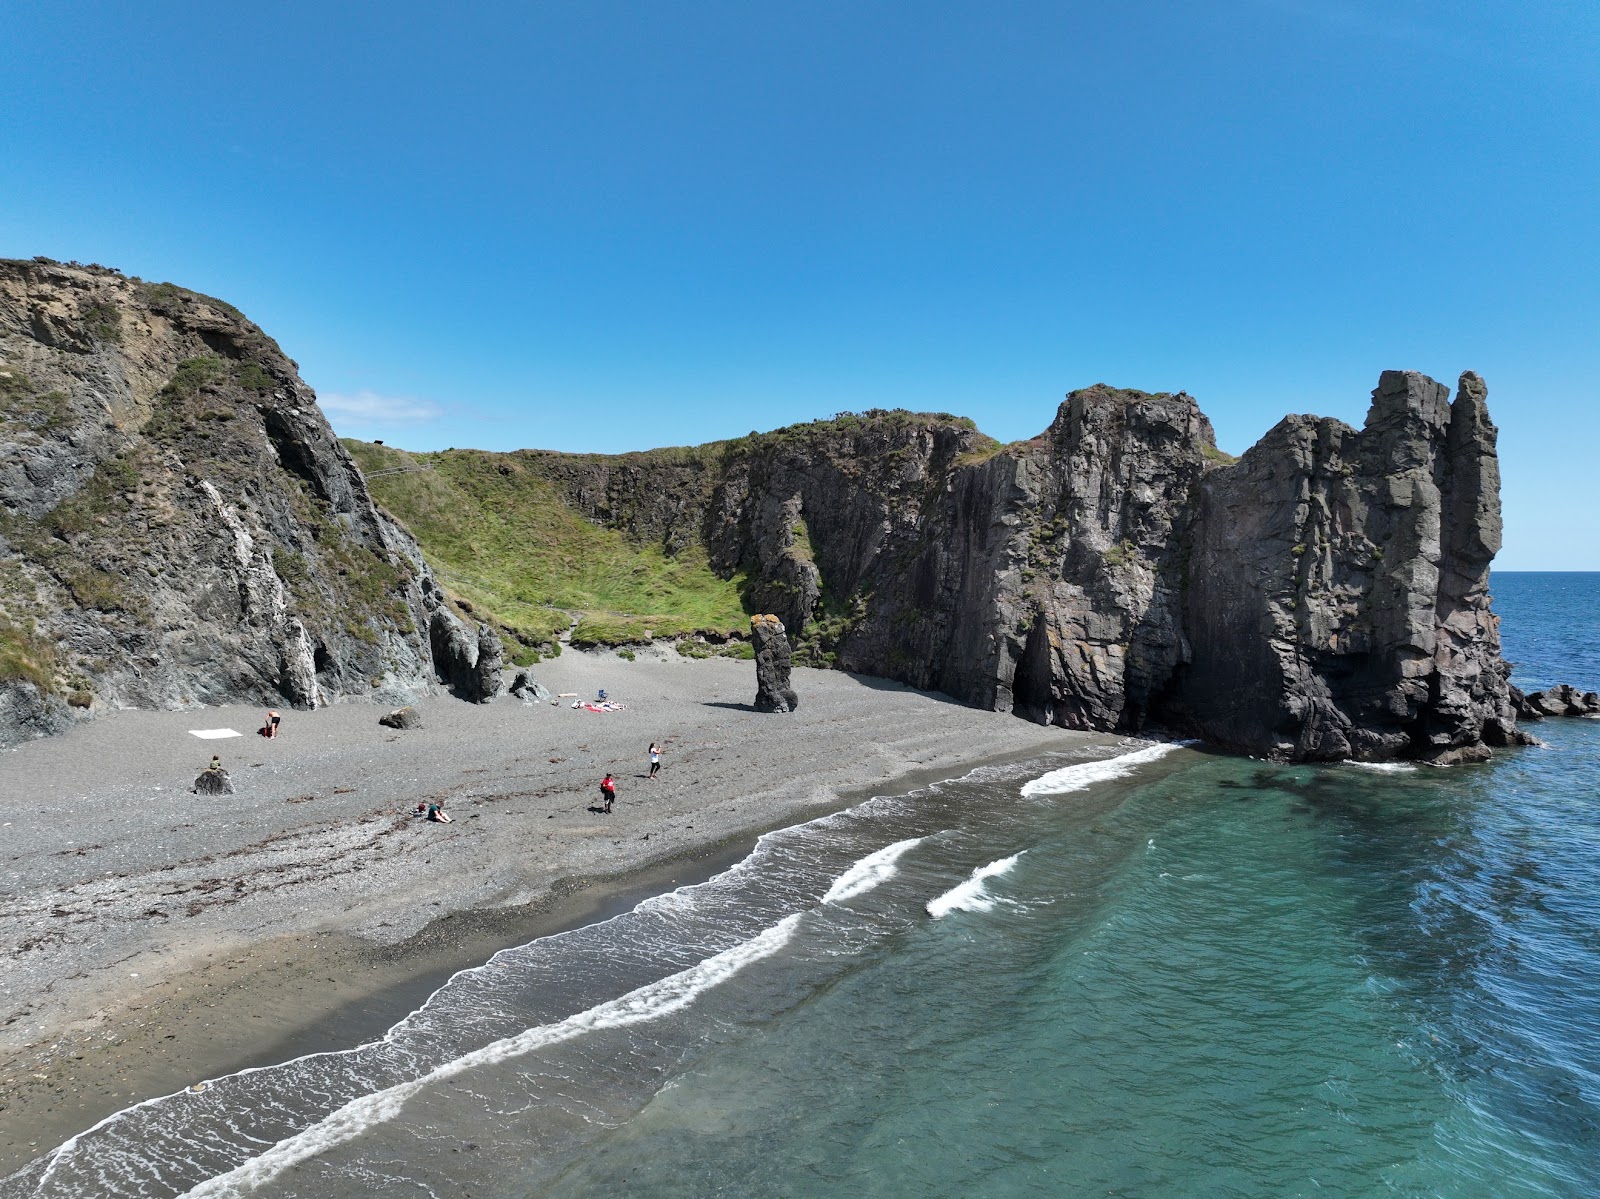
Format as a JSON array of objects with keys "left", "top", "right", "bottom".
[
  {"left": 582, "top": 702, "right": 625, "bottom": 713},
  {"left": 189, "top": 728, "right": 242, "bottom": 739}
]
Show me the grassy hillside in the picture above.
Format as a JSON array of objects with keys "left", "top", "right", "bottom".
[{"left": 344, "top": 440, "right": 752, "bottom": 658}]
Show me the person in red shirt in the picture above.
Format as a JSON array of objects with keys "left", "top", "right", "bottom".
[{"left": 600, "top": 773, "right": 616, "bottom": 813}]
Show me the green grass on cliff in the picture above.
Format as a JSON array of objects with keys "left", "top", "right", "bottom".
[{"left": 344, "top": 441, "right": 751, "bottom": 649}]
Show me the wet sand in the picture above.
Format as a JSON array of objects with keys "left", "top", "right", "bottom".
[{"left": 0, "top": 652, "right": 1096, "bottom": 1174}]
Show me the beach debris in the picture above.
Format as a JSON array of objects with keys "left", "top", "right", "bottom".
[
  {"left": 193, "top": 766, "right": 234, "bottom": 796},
  {"left": 379, "top": 705, "right": 423, "bottom": 730},
  {"left": 751, "top": 614, "right": 799, "bottom": 712}
]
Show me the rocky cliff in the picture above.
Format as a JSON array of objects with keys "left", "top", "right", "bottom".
[
  {"left": 514, "top": 380, "right": 1523, "bottom": 763},
  {"left": 2, "top": 259, "right": 1523, "bottom": 763},
  {"left": 0, "top": 259, "right": 482, "bottom": 747}
]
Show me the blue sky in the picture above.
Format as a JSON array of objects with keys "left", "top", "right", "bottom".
[{"left": 3, "top": 1, "right": 1595, "bottom": 568}]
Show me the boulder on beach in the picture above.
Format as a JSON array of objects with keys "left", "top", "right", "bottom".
[
  {"left": 510, "top": 670, "right": 552, "bottom": 703},
  {"left": 194, "top": 767, "right": 234, "bottom": 795},
  {"left": 379, "top": 705, "right": 423, "bottom": 730},
  {"left": 751, "top": 613, "right": 799, "bottom": 713}
]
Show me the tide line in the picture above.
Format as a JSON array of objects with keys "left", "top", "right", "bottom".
[{"left": 180, "top": 912, "right": 804, "bottom": 1197}]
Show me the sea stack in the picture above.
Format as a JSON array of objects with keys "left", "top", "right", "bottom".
[{"left": 751, "top": 614, "right": 799, "bottom": 712}]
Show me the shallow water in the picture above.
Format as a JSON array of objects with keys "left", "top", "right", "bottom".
[{"left": 6, "top": 573, "right": 1597, "bottom": 1198}]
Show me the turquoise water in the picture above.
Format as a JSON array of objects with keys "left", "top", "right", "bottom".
[{"left": 7, "top": 574, "right": 1597, "bottom": 1198}]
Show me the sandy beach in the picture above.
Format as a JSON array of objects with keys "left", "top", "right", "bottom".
[{"left": 0, "top": 651, "right": 1099, "bottom": 1174}]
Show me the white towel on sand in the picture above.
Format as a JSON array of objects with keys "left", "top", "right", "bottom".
[{"left": 189, "top": 728, "right": 242, "bottom": 739}]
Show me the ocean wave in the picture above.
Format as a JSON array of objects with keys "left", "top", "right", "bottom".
[
  {"left": 1019, "top": 741, "right": 1189, "bottom": 797},
  {"left": 1340, "top": 761, "right": 1419, "bottom": 774},
  {"left": 822, "top": 837, "right": 926, "bottom": 904},
  {"left": 180, "top": 913, "right": 804, "bottom": 1197},
  {"left": 925, "top": 853, "right": 1024, "bottom": 918}
]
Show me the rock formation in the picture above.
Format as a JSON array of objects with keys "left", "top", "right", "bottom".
[
  {"left": 193, "top": 766, "right": 234, "bottom": 795},
  {"left": 379, "top": 705, "right": 423, "bottom": 729},
  {"left": 1, "top": 258, "right": 1529, "bottom": 763},
  {"left": 1513, "top": 684, "right": 1600, "bottom": 720},
  {"left": 751, "top": 614, "right": 799, "bottom": 712},
  {"left": 0, "top": 259, "right": 468, "bottom": 747},
  {"left": 510, "top": 670, "right": 553, "bottom": 703},
  {"left": 524, "top": 381, "right": 1526, "bottom": 762},
  {"left": 1173, "top": 371, "right": 1521, "bottom": 762}
]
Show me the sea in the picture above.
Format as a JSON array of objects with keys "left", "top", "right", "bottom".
[{"left": 6, "top": 572, "right": 1597, "bottom": 1199}]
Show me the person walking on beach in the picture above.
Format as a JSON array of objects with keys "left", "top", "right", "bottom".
[
  {"left": 600, "top": 772, "right": 616, "bottom": 814},
  {"left": 648, "top": 742, "right": 662, "bottom": 780}
]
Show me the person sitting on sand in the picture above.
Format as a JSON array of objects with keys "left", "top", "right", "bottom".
[
  {"left": 209, "top": 755, "right": 222, "bottom": 772},
  {"left": 419, "top": 800, "right": 451, "bottom": 823},
  {"left": 600, "top": 773, "right": 616, "bottom": 813},
  {"left": 648, "top": 742, "right": 662, "bottom": 779}
]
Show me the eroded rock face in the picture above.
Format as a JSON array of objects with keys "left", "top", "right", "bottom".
[
  {"left": 0, "top": 259, "right": 457, "bottom": 747},
  {"left": 576, "top": 378, "right": 1522, "bottom": 762},
  {"left": 1173, "top": 371, "right": 1522, "bottom": 761},
  {"left": 751, "top": 614, "right": 799, "bottom": 712}
]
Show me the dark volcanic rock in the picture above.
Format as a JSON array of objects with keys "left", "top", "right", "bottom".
[
  {"left": 473, "top": 625, "right": 505, "bottom": 703},
  {"left": 379, "top": 705, "right": 422, "bottom": 729},
  {"left": 193, "top": 767, "right": 234, "bottom": 795},
  {"left": 544, "top": 379, "right": 1524, "bottom": 762},
  {"left": 1515, "top": 683, "right": 1600, "bottom": 719},
  {"left": 1173, "top": 371, "right": 1523, "bottom": 761},
  {"left": 751, "top": 614, "right": 799, "bottom": 712}
]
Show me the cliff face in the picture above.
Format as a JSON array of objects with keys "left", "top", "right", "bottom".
[
  {"left": 1171, "top": 371, "right": 1517, "bottom": 760},
  {"left": 0, "top": 259, "right": 466, "bottom": 746},
  {"left": 2, "top": 259, "right": 1520, "bottom": 762},
  {"left": 525, "top": 377, "right": 1519, "bottom": 762}
]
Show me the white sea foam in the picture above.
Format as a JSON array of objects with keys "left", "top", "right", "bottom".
[
  {"left": 179, "top": 913, "right": 803, "bottom": 1197},
  {"left": 1340, "top": 761, "right": 1419, "bottom": 774},
  {"left": 822, "top": 837, "right": 925, "bottom": 904},
  {"left": 925, "top": 853, "right": 1024, "bottom": 919},
  {"left": 1019, "top": 741, "right": 1189, "bottom": 797}
]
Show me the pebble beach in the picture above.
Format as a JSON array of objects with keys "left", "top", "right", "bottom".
[{"left": 0, "top": 652, "right": 1093, "bottom": 1174}]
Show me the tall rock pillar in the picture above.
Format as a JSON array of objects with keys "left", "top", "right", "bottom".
[{"left": 751, "top": 614, "right": 800, "bottom": 713}]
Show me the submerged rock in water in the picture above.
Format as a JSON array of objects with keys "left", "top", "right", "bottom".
[
  {"left": 752, "top": 614, "right": 799, "bottom": 713},
  {"left": 1512, "top": 684, "right": 1600, "bottom": 719},
  {"left": 194, "top": 767, "right": 234, "bottom": 795},
  {"left": 379, "top": 705, "right": 423, "bottom": 729}
]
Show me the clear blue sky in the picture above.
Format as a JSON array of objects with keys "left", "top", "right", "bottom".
[{"left": 3, "top": 1, "right": 1595, "bottom": 568}]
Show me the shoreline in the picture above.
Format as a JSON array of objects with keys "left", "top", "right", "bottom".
[{"left": 0, "top": 654, "right": 1106, "bottom": 1174}]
